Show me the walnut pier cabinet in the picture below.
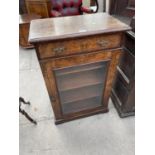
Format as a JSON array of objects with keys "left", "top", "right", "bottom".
[{"left": 29, "top": 13, "right": 130, "bottom": 124}]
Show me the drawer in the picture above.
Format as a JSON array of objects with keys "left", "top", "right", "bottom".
[{"left": 37, "top": 33, "right": 122, "bottom": 59}]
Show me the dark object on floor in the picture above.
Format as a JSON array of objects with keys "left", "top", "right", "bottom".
[{"left": 19, "top": 97, "right": 37, "bottom": 125}]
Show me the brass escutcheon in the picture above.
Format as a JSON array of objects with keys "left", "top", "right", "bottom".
[{"left": 97, "top": 40, "right": 109, "bottom": 48}]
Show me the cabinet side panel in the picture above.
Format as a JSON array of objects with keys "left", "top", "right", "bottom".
[{"left": 103, "top": 49, "right": 123, "bottom": 107}]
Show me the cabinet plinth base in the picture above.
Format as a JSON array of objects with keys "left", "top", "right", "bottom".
[{"left": 54, "top": 107, "right": 109, "bottom": 124}]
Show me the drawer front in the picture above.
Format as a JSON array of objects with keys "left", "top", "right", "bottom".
[{"left": 37, "top": 33, "right": 122, "bottom": 59}]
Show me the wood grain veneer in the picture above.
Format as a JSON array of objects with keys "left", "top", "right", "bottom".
[
  {"left": 25, "top": 0, "right": 51, "bottom": 18},
  {"left": 29, "top": 13, "right": 131, "bottom": 124},
  {"left": 19, "top": 14, "right": 41, "bottom": 48}
]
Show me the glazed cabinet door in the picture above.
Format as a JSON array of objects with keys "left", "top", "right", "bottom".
[{"left": 40, "top": 49, "right": 121, "bottom": 123}]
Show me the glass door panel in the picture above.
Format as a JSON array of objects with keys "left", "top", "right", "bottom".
[{"left": 54, "top": 60, "right": 109, "bottom": 114}]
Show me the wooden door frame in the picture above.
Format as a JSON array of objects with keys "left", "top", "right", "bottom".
[{"left": 40, "top": 49, "right": 122, "bottom": 124}]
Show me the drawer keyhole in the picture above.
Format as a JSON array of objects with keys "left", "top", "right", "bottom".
[
  {"left": 81, "top": 43, "right": 88, "bottom": 49},
  {"left": 53, "top": 47, "right": 66, "bottom": 54},
  {"left": 97, "top": 40, "right": 110, "bottom": 48}
]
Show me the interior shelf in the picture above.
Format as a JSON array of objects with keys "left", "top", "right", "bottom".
[
  {"left": 62, "top": 96, "right": 102, "bottom": 114},
  {"left": 55, "top": 61, "right": 105, "bottom": 76},
  {"left": 56, "top": 67, "right": 107, "bottom": 91},
  {"left": 59, "top": 83, "right": 104, "bottom": 104}
]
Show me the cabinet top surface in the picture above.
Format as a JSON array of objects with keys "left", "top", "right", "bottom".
[{"left": 29, "top": 13, "right": 131, "bottom": 43}]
